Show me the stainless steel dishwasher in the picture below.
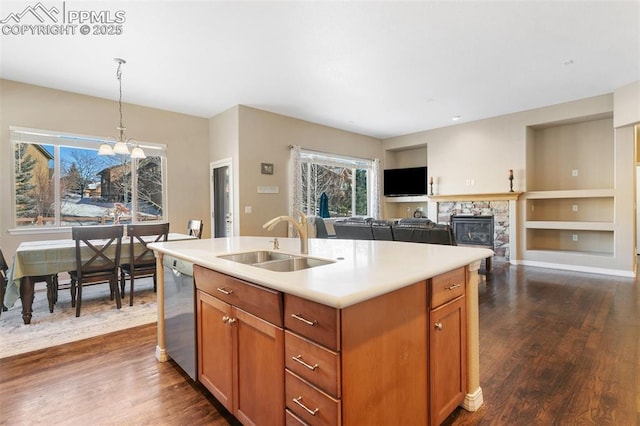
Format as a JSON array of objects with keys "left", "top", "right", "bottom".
[{"left": 163, "top": 255, "right": 196, "bottom": 380}]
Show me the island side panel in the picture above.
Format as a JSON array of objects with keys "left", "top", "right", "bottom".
[
  {"left": 341, "top": 280, "right": 428, "bottom": 425},
  {"left": 463, "top": 260, "right": 484, "bottom": 411}
]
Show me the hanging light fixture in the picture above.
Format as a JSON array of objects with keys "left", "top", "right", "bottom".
[{"left": 98, "top": 58, "right": 145, "bottom": 158}]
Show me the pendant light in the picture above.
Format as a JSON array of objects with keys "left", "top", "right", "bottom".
[{"left": 98, "top": 58, "right": 145, "bottom": 158}]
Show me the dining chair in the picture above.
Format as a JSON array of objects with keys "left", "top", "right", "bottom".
[
  {"left": 0, "top": 247, "right": 59, "bottom": 316},
  {"left": 69, "top": 225, "right": 124, "bottom": 317},
  {"left": 187, "top": 219, "right": 204, "bottom": 239},
  {"left": 120, "top": 222, "right": 169, "bottom": 306},
  {"left": 0, "top": 248, "right": 8, "bottom": 315}
]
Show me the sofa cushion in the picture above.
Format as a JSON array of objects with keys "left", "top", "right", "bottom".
[
  {"left": 371, "top": 220, "right": 396, "bottom": 241},
  {"left": 334, "top": 217, "right": 374, "bottom": 240}
]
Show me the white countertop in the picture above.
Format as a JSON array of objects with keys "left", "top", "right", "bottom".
[{"left": 149, "top": 236, "right": 493, "bottom": 308}]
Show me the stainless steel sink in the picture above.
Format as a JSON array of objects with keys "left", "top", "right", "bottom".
[
  {"left": 253, "top": 257, "right": 335, "bottom": 272},
  {"left": 218, "top": 250, "right": 334, "bottom": 272},
  {"left": 218, "top": 250, "right": 295, "bottom": 264}
]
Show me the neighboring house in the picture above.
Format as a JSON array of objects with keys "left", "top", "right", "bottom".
[
  {"left": 98, "top": 163, "right": 128, "bottom": 203},
  {"left": 98, "top": 157, "right": 162, "bottom": 212}
]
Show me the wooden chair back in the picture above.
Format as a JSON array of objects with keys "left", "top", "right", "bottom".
[
  {"left": 72, "top": 225, "right": 124, "bottom": 283},
  {"left": 71, "top": 225, "right": 124, "bottom": 316},
  {"left": 0, "top": 248, "right": 8, "bottom": 315},
  {"left": 126, "top": 223, "right": 170, "bottom": 267},
  {"left": 187, "top": 219, "right": 203, "bottom": 239},
  {"left": 0, "top": 248, "right": 8, "bottom": 283}
]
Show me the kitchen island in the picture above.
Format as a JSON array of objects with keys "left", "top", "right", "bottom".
[{"left": 150, "top": 236, "right": 493, "bottom": 425}]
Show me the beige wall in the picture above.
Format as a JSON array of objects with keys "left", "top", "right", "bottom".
[
  {"left": 223, "top": 105, "right": 383, "bottom": 237},
  {"left": 0, "top": 79, "right": 210, "bottom": 259},
  {"left": 382, "top": 92, "right": 639, "bottom": 275},
  {"left": 614, "top": 81, "right": 640, "bottom": 128},
  {"left": 383, "top": 94, "right": 613, "bottom": 195}
]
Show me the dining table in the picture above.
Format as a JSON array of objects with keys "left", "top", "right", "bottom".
[{"left": 5, "top": 232, "right": 196, "bottom": 324}]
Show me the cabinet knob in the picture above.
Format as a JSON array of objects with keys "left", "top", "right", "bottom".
[
  {"left": 222, "top": 315, "right": 236, "bottom": 324},
  {"left": 434, "top": 322, "right": 443, "bottom": 331}
]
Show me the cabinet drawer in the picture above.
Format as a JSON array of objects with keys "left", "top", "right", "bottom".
[
  {"left": 286, "top": 370, "right": 341, "bottom": 426},
  {"left": 285, "top": 330, "right": 341, "bottom": 398},
  {"left": 285, "top": 294, "right": 340, "bottom": 351},
  {"left": 286, "top": 409, "right": 308, "bottom": 426},
  {"left": 194, "top": 265, "right": 283, "bottom": 327},
  {"left": 430, "top": 267, "right": 466, "bottom": 308}
]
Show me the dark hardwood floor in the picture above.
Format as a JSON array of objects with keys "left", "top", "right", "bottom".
[{"left": 1, "top": 263, "right": 638, "bottom": 425}]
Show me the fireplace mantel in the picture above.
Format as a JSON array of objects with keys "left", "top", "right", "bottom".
[{"left": 428, "top": 192, "right": 522, "bottom": 202}]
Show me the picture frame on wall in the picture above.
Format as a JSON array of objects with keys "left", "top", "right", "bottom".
[{"left": 261, "top": 162, "right": 274, "bottom": 175}]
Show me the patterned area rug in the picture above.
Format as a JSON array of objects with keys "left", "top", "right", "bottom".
[{"left": 0, "top": 278, "right": 157, "bottom": 359}]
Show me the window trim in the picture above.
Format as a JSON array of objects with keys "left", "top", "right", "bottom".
[{"left": 9, "top": 126, "right": 168, "bottom": 234}]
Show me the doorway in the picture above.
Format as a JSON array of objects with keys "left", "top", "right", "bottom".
[{"left": 210, "top": 159, "right": 233, "bottom": 238}]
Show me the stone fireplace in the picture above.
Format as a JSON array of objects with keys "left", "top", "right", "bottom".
[
  {"left": 427, "top": 193, "right": 521, "bottom": 263},
  {"left": 451, "top": 215, "right": 494, "bottom": 248}
]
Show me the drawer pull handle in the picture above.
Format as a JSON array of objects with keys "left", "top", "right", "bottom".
[
  {"left": 293, "top": 396, "right": 319, "bottom": 416},
  {"left": 446, "top": 283, "right": 462, "bottom": 290},
  {"left": 292, "top": 355, "right": 318, "bottom": 371},
  {"left": 216, "top": 287, "right": 233, "bottom": 295},
  {"left": 434, "top": 322, "right": 443, "bottom": 331},
  {"left": 291, "top": 313, "right": 318, "bottom": 326}
]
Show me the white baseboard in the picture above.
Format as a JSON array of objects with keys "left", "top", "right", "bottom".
[{"left": 510, "top": 259, "right": 635, "bottom": 277}]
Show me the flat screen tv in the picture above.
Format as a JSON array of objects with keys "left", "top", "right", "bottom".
[{"left": 384, "top": 166, "right": 428, "bottom": 197}]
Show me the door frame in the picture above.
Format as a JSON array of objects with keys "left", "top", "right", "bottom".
[{"left": 210, "top": 158, "right": 235, "bottom": 238}]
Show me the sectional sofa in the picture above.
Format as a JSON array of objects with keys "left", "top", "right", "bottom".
[{"left": 331, "top": 217, "right": 457, "bottom": 245}]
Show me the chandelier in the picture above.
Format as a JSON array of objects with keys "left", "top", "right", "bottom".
[{"left": 98, "top": 58, "right": 145, "bottom": 158}]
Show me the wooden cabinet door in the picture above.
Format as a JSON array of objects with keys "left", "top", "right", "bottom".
[
  {"left": 429, "top": 296, "right": 467, "bottom": 426},
  {"left": 197, "top": 290, "right": 234, "bottom": 412},
  {"left": 234, "top": 307, "right": 285, "bottom": 426}
]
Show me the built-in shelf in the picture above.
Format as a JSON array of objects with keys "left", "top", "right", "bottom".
[
  {"left": 524, "top": 189, "right": 614, "bottom": 199},
  {"left": 525, "top": 221, "right": 614, "bottom": 231},
  {"left": 523, "top": 116, "right": 616, "bottom": 265},
  {"left": 385, "top": 196, "right": 429, "bottom": 203},
  {"left": 428, "top": 192, "right": 522, "bottom": 202},
  {"left": 523, "top": 248, "right": 615, "bottom": 257}
]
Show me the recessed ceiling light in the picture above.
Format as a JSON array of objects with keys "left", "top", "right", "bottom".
[
  {"left": 452, "top": 115, "right": 462, "bottom": 121},
  {"left": 563, "top": 59, "right": 574, "bottom": 66}
]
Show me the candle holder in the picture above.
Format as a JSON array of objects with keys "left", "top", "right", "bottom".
[
  {"left": 429, "top": 182, "right": 434, "bottom": 196},
  {"left": 509, "top": 174, "right": 514, "bottom": 192}
]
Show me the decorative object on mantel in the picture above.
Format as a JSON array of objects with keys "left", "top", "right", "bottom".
[
  {"left": 429, "top": 176, "right": 434, "bottom": 195},
  {"left": 98, "top": 58, "right": 146, "bottom": 159},
  {"left": 509, "top": 169, "right": 514, "bottom": 192}
]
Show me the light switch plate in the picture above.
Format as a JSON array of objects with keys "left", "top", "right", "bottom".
[{"left": 257, "top": 186, "right": 279, "bottom": 194}]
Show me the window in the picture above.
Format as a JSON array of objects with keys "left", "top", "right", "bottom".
[
  {"left": 299, "top": 150, "right": 377, "bottom": 218},
  {"left": 11, "top": 127, "right": 167, "bottom": 229}
]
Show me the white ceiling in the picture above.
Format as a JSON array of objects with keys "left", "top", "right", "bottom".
[{"left": 1, "top": 1, "right": 638, "bottom": 139}]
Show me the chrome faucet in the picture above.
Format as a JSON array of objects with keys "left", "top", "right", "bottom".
[{"left": 263, "top": 212, "right": 308, "bottom": 254}]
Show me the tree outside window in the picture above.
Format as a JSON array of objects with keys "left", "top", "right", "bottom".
[{"left": 300, "top": 151, "right": 373, "bottom": 218}]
